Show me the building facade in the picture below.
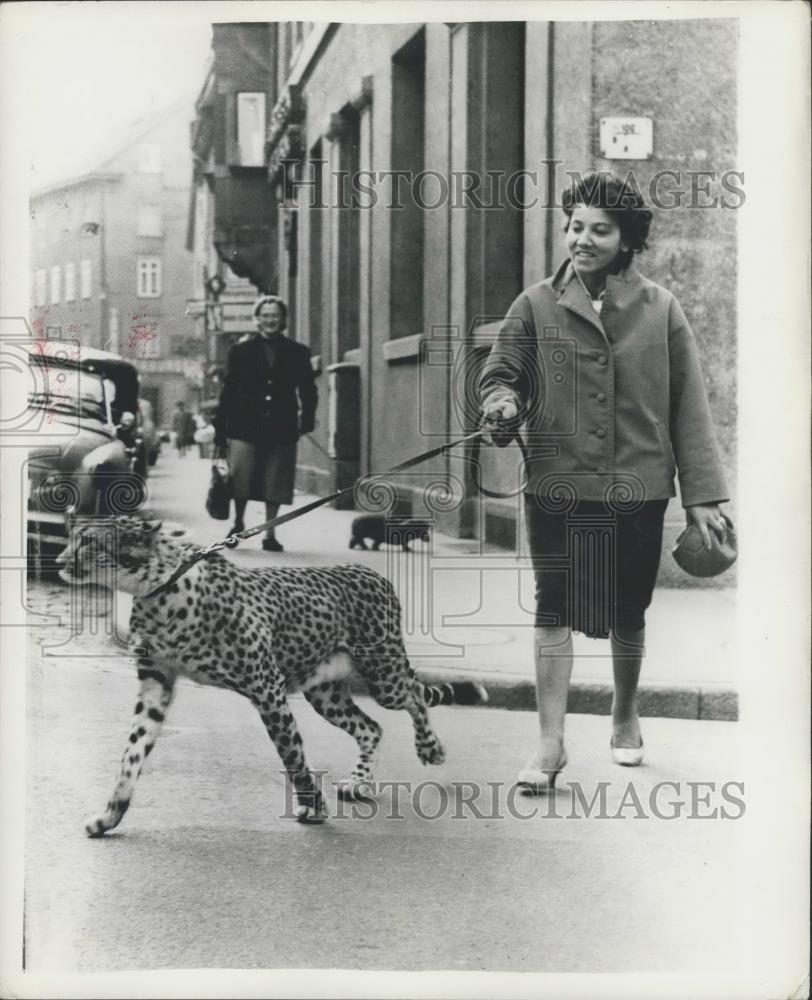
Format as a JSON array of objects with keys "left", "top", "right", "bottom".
[
  {"left": 30, "top": 102, "right": 199, "bottom": 427},
  {"left": 189, "top": 19, "right": 738, "bottom": 584}
]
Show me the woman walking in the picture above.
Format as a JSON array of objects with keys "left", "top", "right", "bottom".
[
  {"left": 480, "top": 171, "right": 729, "bottom": 790},
  {"left": 214, "top": 295, "right": 317, "bottom": 552}
]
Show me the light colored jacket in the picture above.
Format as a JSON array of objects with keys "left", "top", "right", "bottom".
[{"left": 479, "top": 260, "right": 728, "bottom": 507}]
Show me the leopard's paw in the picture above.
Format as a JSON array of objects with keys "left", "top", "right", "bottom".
[
  {"left": 335, "top": 778, "right": 375, "bottom": 801},
  {"left": 294, "top": 802, "right": 327, "bottom": 824},
  {"left": 84, "top": 798, "right": 128, "bottom": 837},
  {"left": 84, "top": 813, "right": 114, "bottom": 838}
]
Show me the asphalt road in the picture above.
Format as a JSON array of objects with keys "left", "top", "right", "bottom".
[
  {"left": 25, "top": 579, "right": 742, "bottom": 975},
  {"left": 22, "top": 454, "right": 744, "bottom": 974}
]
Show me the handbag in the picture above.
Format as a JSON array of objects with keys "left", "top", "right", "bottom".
[
  {"left": 672, "top": 513, "right": 737, "bottom": 577},
  {"left": 205, "top": 460, "right": 232, "bottom": 521}
]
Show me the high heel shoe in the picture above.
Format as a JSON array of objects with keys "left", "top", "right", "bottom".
[
  {"left": 610, "top": 734, "right": 644, "bottom": 767},
  {"left": 516, "top": 747, "right": 568, "bottom": 795}
]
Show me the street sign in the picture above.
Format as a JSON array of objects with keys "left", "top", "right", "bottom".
[
  {"left": 219, "top": 300, "right": 256, "bottom": 334},
  {"left": 185, "top": 299, "right": 255, "bottom": 333}
]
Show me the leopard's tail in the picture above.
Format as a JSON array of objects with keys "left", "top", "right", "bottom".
[{"left": 417, "top": 679, "right": 489, "bottom": 708}]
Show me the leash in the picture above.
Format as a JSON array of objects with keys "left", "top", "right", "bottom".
[{"left": 144, "top": 423, "right": 529, "bottom": 599}]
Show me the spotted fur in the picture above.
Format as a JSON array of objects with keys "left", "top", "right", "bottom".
[{"left": 57, "top": 514, "right": 487, "bottom": 832}]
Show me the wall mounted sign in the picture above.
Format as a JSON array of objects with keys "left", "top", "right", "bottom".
[{"left": 599, "top": 117, "right": 653, "bottom": 159}]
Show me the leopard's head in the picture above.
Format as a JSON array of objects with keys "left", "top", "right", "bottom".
[{"left": 57, "top": 514, "right": 164, "bottom": 591}]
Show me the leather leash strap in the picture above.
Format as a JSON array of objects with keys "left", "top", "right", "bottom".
[{"left": 144, "top": 423, "right": 529, "bottom": 599}]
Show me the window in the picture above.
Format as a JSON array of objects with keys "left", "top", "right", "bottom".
[
  {"left": 137, "top": 257, "right": 162, "bottom": 297},
  {"left": 308, "top": 143, "right": 324, "bottom": 358},
  {"left": 390, "top": 30, "right": 426, "bottom": 339},
  {"left": 137, "top": 144, "right": 161, "bottom": 173},
  {"left": 137, "top": 205, "right": 162, "bottom": 237},
  {"left": 80, "top": 259, "right": 92, "bottom": 299},
  {"left": 35, "top": 269, "right": 47, "bottom": 307},
  {"left": 64, "top": 262, "right": 76, "bottom": 302},
  {"left": 336, "top": 107, "right": 361, "bottom": 356},
  {"left": 237, "top": 93, "right": 266, "bottom": 167},
  {"left": 49, "top": 265, "right": 61, "bottom": 304}
]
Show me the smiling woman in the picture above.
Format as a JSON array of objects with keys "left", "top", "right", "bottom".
[
  {"left": 565, "top": 196, "right": 650, "bottom": 301},
  {"left": 479, "top": 170, "right": 730, "bottom": 791}
]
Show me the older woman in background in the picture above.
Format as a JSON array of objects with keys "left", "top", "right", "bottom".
[{"left": 214, "top": 295, "right": 317, "bottom": 552}]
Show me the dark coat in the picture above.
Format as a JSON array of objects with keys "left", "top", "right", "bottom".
[
  {"left": 214, "top": 333, "right": 317, "bottom": 449},
  {"left": 479, "top": 260, "right": 728, "bottom": 507},
  {"left": 172, "top": 410, "right": 196, "bottom": 448}
]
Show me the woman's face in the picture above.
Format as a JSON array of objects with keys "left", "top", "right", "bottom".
[
  {"left": 566, "top": 206, "right": 628, "bottom": 280},
  {"left": 256, "top": 302, "right": 285, "bottom": 336}
]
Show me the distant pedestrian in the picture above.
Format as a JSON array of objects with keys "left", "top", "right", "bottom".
[
  {"left": 213, "top": 295, "right": 318, "bottom": 552},
  {"left": 480, "top": 171, "right": 729, "bottom": 790},
  {"left": 172, "top": 401, "right": 196, "bottom": 458}
]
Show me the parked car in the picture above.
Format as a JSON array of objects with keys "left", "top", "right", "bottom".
[
  {"left": 138, "top": 398, "right": 160, "bottom": 467},
  {"left": 25, "top": 343, "right": 146, "bottom": 563}
]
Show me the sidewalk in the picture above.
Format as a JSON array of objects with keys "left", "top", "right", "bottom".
[{"left": 143, "top": 453, "right": 738, "bottom": 721}]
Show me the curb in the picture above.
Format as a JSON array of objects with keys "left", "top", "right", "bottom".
[{"left": 414, "top": 671, "right": 739, "bottom": 722}]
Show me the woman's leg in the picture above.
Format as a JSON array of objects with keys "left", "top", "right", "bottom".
[
  {"left": 522, "top": 498, "right": 573, "bottom": 778},
  {"left": 228, "top": 439, "right": 255, "bottom": 530},
  {"left": 261, "top": 447, "right": 295, "bottom": 547},
  {"left": 533, "top": 625, "right": 574, "bottom": 763},
  {"left": 608, "top": 500, "right": 666, "bottom": 753},
  {"left": 610, "top": 625, "right": 645, "bottom": 745},
  {"left": 264, "top": 502, "right": 280, "bottom": 543},
  {"left": 233, "top": 498, "right": 248, "bottom": 529}
]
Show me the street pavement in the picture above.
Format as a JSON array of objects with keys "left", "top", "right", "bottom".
[
  {"left": 25, "top": 598, "right": 742, "bottom": 973},
  {"left": 21, "top": 449, "right": 744, "bottom": 974}
]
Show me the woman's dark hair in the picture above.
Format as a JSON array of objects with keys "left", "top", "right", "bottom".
[
  {"left": 562, "top": 171, "right": 653, "bottom": 269},
  {"left": 252, "top": 294, "right": 288, "bottom": 326}
]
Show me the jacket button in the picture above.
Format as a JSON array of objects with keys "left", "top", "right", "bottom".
[
  {"left": 265, "top": 395, "right": 271, "bottom": 401},
  {"left": 596, "top": 392, "right": 606, "bottom": 402},
  {"left": 554, "top": 373, "right": 564, "bottom": 383},
  {"left": 597, "top": 356, "right": 607, "bottom": 366},
  {"left": 596, "top": 428, "right": 606, "bottom": 439}
]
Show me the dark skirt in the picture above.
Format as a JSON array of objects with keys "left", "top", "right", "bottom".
[
  {"left": 228, "top": 438, "right": 297, "bottom": 505},
  {"left": 524, "top": 495, "right": 669, "bottom": 639}
]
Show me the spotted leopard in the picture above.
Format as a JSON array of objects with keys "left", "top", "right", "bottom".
[{"left": 57, "top": 514, "right": 487, "bottom": 832}]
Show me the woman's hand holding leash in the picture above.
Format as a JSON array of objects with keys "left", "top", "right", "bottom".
[
  {"left": 686, "top": 503, "right": 727, "bottom": 551},
  {"left": 480, "top": 394, "right": 520, "bottom": 447}
]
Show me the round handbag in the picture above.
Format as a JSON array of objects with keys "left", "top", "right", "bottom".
[{"left": 672, "top": 513, "right": 737, "bottom": 577}]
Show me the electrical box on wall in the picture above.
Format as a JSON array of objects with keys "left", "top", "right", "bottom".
[{"left": 599, "top": 117, "right": 653, "bottom": 160}]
